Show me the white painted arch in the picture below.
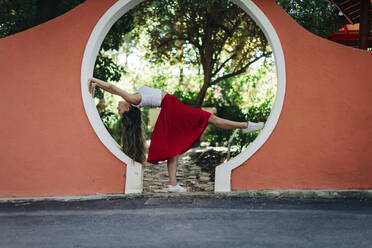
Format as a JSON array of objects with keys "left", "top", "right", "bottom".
[{"left": 81, "top": 0, "right": 286, "bottom": 193}]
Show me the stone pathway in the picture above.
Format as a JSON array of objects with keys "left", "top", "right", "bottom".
[{"left": 143, "top": 147, "right": 219, "bottom": 193}]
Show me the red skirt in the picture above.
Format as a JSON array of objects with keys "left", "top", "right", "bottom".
[{"left": 147, "top": 94, "right": 212, "bottom": 164}]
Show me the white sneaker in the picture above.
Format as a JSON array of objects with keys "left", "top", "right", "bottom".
[
  {"left": 168, "top": 184, "right": 187, "bottom": 193},
  {"left": 242, "top": 121, "right": 264, "bottom": 133}
]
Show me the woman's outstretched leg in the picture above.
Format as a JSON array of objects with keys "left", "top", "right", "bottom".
[
  {"left": 208, "top": 115, "right": 264, "bottom": 132},
  {"left": 207, "top": 115, "right": 247, "bottom": 129}
]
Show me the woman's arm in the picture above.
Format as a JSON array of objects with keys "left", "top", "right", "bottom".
[{"left": 88, "top": 77, "right": 141, "bottom": 105}]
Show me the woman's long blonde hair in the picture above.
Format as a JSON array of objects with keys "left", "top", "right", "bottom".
[{"left": 121, "top": 106, "right": 146, "bottom": 163}]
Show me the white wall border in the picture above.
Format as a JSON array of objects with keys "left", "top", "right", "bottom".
[
  {"left": 81, "top": 0, "right": 146, "bottom": 194},
  {"left": 215, "top": 0, "right": 286, "bottom": 192},
  {"left": 81, "top": 0, "right": 285, "bottom": 194}
]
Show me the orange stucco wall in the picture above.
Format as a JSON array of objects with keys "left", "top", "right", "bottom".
[
  {"left": 0, "top": 0, "right": 371, "bottom": 198},
  {"left": 232, "top": 0, "right": 372, "bottom": 190},
  {"left": 0, "top": 0, "right": 125, "bottom": 198}
]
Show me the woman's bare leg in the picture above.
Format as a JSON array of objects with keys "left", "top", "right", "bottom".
[
  {"left": 208, "top": 115, "right": 248, "bottom": 130},
  {"left": 167, "top": 155, "right": 179, "bottom": 186}
]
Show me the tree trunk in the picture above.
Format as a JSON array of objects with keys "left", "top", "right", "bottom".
[
  {"left": 194, "top": 75, "right": 211, "bottom": 108},
  {"left": 194, "top": 53, "right": 213, "bottom": 107},
  {"left": 178, "top": 41, "right": 185, "bottom": 84},
  {"left": 194, "top": 25, "right": 213, "bottom": 108},
  {"left": 179, "top": 67, "right": 184, "bottom": 84}
]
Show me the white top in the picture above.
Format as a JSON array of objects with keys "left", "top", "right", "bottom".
[{"left": 133, "top": 86, "right": 162, "bottom": 108}]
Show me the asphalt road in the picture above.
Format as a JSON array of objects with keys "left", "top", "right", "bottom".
[{"left": 0, "top": 196, "right": 371, "bottom": 248}]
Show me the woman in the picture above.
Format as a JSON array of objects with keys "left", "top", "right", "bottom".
[{"left": 88, "top": 77, "right": 264, "bottom": 192}]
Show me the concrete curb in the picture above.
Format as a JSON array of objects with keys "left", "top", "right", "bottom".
[
  {"left": 227, "top": 190, "right": 372, "bottom": 199},
  {"left": 1, "top": 190, "right": 372, "bottom": 203}
]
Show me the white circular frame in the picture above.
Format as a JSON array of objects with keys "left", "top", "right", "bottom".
[{"left": 81, "top": 0, "right": 286, "bottom": 193}]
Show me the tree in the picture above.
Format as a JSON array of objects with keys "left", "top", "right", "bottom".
[
  {"left": 276, "top": 0, "right": 345, "bottom": 38},
  {"left": 0, "top": 0, "right": 86, "bottom": 37},
  {"left": 132, "top": 0, "right": 272, "bottom": 107}
]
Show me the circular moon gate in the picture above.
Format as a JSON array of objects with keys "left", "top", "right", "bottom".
[{"left": 81, "top": 0, "right": 286, "bottom": 193}]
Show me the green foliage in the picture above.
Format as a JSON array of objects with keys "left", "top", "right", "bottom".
[
  {"left": 93, "top": 54, "right": 125, "bottom": 99},
  {"left": 131, "top": 0, "right": 272, "bottom": 107},
  {"left": 92, "top": 13, "right": 136, "bottom": 141},
  {"left": 100, "top": 111, "right": 122, "bottom": 144},
  {"left": 0, "top": 0, "right": 36, "bottom": 37},
  {"left": 206, "top": 100, "right": 272, "bottom": 152},
  {"left": 205, "top": 98, "right": 274, "bottom": 153},
  {"left": 100, "top": 13, "right": 135, "bottom": 51},
  {"left": 173, "top": 88, "right": 200, "bottom": 107},
  {"left": 0, "top": 0, "right": 85, "bottom": 38},
  {"left": 201, "top": 62, "right": 276, "bottom": 151},
  {"left": 93, "top": 13, "right": 135, "bottom": 98},
  {"left": 276, "top": 0, "right": 345, "bottom": 38},
  {"left": 57, "top": 0, "right": 85, "bottom": 14},
  {"left": 141, "top": 107, "right": 151, "bottom": 139}
]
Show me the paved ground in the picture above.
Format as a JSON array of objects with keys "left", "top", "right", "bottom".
[
  {"left": 0, "top": 196, "right": 371, "bottom": 248},
  {"left": 143, "top": 147, "right": 216, "bottom": 193},
  {"left": 143, "top": 146, "right": 236, "bottom": 193}
]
